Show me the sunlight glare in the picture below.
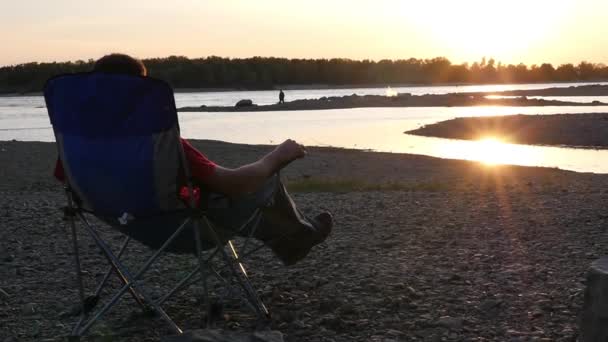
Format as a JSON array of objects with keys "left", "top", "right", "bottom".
[
  {"left": 470, "top": 137, "right": 507, "bottom": 165},
  {"left": 437, "top": 135, "right": 540, "bottom": 167},
  {"left": 401, "top": 0, "right": 575, "bottom": 62},
  {"left": 386, "top": 86, "right": 398, "bottom": 97}
]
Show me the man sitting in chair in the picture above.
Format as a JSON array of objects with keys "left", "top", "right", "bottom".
[{"left": 53, "top": 53, "right": 333, "bottom": 266}]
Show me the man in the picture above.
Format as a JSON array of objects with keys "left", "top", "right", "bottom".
[
  {"left": 279, "top": 89, "right": 285, "bottom": 104},
  {"left": 54, "top": 53, "right": 332, "bottom": 265}
]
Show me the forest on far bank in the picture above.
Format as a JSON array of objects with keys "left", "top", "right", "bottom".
[{"left": 1, "top": 56, "right": 607, "bottom": 93}]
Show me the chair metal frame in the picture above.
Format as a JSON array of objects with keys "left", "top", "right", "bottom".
[{"left": 61, "top": 142, "right": 272, "bottom": 338}]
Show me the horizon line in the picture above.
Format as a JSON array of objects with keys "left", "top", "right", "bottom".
[{"left": 2, "top": 55, "right": 607, "bottom": 69}]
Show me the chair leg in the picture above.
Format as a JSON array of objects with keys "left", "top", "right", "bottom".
[
  {"left": 201, "top": 216, "right": 270, "bottom": 320},
  {"left": 92, "top": 237, "right": 148, "bottom": 311},
  {"left": 156, "top": 263, "right": 202, "bottom": 306},
  {"left": 192, "top": 217, "right": 212, "bottom": 327},
  {"left": 238, "top": 210, "right": 264, "bottom": 257},
  {"left": 65, "top": 189, "right": 88, "bottom": 336},
  {"left": 227, "top": 240, "right": 269, "bottom": 318},
  {"left": 75, "top": 228, "right": 182, "bottom": 336},
  {"left": 73, "top": 215, "right": 193, "bottom": 336}
]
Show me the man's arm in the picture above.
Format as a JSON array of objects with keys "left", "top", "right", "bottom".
[{"left": 200, "top": 139, "right": 306, "bottom": 196}]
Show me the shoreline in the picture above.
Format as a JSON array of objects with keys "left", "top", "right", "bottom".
[
  {"left": 464, "top": 84, "right": 608, "bottom": 97},
  {"left": 178, "top": 93, "right": 605, "bottom": 112},
  {"left": 2, "top": 80, "right": 608, "bottom": 97},
  {"left": 405, "top": 112, "right": 608, "bottom": 149}
]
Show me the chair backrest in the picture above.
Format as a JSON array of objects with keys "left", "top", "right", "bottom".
[{"left": 45, "top": 73, "right": 185, "bottom": 220}]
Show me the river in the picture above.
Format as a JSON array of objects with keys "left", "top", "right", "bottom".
[{"left": 2, "top": 82, "right": 608, "bottom": 173}]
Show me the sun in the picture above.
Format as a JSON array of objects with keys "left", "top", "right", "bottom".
[
  {"left": 403, "top": 0, "right": 574, "bottom": 62},
  {"left": 470, "top": 137, "right": 506, "bottom": 165},
  {"left": 434, "top": 135, "right": 540, "bottom": 167}
]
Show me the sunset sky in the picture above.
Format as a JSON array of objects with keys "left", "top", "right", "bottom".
[{"left": 1, "top": 0, "right": 606, "bottom": 66}]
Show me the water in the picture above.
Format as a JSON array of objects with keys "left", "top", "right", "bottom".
[
  {"left": 175, "top": 81, "right": 608, "bottom": 107},
  {"left": 2, "top": 82, "right": 608, "bottom": 173}
]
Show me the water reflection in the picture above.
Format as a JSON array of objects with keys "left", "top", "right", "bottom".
[
  {"left": 172, "top": 81, "right": 608, "bottom": 107},
  {"left": 436, "top": 137, "right": 541, "bottom": 167},
  {"left": 178, "top": 107, "right": 608, "bottom": 174},
  {"left": 2, "top": 102, "right": 608, "bottom": 173}
]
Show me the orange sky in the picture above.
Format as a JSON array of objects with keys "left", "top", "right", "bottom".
[{"left": 1, "top": 0, "right": 606, "bottom": 66}]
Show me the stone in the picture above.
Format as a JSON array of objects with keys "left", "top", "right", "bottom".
[
  {"left": 162, "top": 329, "right": 284, "bottom": 342},
  {"left": 436, "top": 316, "right": 464, "bottom": 331},
  {"left": 0, "top": 288, "right": 9, "bottom": 302},
  {"left": 479, "top": 299, "right": 503, "bottom": 312},
  {"left": 21, "top": 303, "right": 35, "bottom": 315},
  {"left": 319, "top": 299, "right": 338, "bottom": 313},
  {"left": 235, "top": 99, "right": 254, "bottom": 107},
  {"left": 580, "top": 257, "right": 608, "bottom": 341},
  {"left": 386, "top": 329, "right": 403, "bottom": 336},
  {"left": 1, "top": 249, "right": 14, "bottom": 262},
  {"left": 338, "top": 302, "right": 357, "bottom": 315},
  {"left": 251, "top": 331, "right": 284, "bottom": 342}
]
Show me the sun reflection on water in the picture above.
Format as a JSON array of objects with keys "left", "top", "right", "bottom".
[
  {"left": 385, "top": 86, "right": 398, "bottom": 97},
  {"left": 439, "top": 136, "right": 540, "bottom": 167}
]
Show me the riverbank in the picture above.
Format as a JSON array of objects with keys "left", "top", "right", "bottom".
[
  {"left": 1, "top": 139, "right": 604, "bottom": 341},
  {"left": 405, "top": 112, "right": 608, "bottom": 148},
  {"left": 468, "top": 84, "right": 608, "bottom": 97},
  {"left": 4, "top": 81, "right": 607, "bottom": 97},
  {"left": 178, "top": 93, "right": 603, "bottom": 112}
]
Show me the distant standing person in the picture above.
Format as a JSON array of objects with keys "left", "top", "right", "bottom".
[{"left": 279, "top": 89, "right": 285, "bottom": 104}]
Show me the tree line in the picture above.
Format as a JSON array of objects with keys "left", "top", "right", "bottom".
[{"left": 1, "top": 56, "right": 607, "bottom": 93}]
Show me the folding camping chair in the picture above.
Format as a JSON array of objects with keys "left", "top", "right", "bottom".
[{"left": 44, "top": 72, "right": 271, "bottom": 338}]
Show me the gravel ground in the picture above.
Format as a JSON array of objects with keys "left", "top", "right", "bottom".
[{"left": 1, "top": 139, "right": 608, "bottom": 341}]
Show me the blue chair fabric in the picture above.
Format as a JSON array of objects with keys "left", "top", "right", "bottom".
[{"left": 45, "top": 73, "right": 184, "bottom": 219}]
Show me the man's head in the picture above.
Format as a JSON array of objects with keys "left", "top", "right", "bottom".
[{"left": 94, "top": 53, "right": 147, "bottom": 76}]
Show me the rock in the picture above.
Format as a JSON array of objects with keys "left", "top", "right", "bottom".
[
  {"left": 251, "top": 331, "right": 284, "bottom": 342},
  {"left": 405, "top": 286, "right": 420, "bottom": 299},
  {"left": 436, "top": 316, "right": 464, "bottom": 331},
  {"left": 386, "top": 329, "right": 403, "bottom": 337},
  {"left": 21, "top": 303, "right": 35, "bottom": 316},
  {"left": 319, "top": 299, "right": 338, "bottom": 313},
  {"left": 479, "top": 299, "right": 503, "bottom": 312},
  {"left": 1, "top": 249, "right": 14, "bottom": 262},
  {"left": 162, "top": 329, "right": 284, "bottom": 342},
  {"left": 235, "top": 99, "right": 254, "bottom": 107},
  {"left": 338, "top": 302, "right": 357, "bottom": 315},
  {"left": 290, "top": 320, "right": 308, "bottom": 329},
  {"left": 0, "top": 288, "right": 9, "bottom": 302},
  {"left": 321, "top": 316, "right": 345, "bottom": 330},
  {"left": 580, "top": 257, "right": 608, "bottom": 342}
]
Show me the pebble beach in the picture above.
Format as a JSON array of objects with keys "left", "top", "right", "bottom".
[{"left": 1, "top": 139, "right": 607, "bottom": 341}]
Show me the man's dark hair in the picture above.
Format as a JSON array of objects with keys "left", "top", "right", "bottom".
[{"left": 93, "top": 53, "right": 147, "bottom": 76}]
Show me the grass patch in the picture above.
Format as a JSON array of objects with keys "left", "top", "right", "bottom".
[{"left": 287, "top": 178, "right": 450, "bottom": 193}]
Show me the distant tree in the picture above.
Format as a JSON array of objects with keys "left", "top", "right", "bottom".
[
  {"left": 0, "top": 56, "right": 607, "bottom": 93},
  {"left": 577, "top": 61, "right": 596, "bottom": 80},
  {"left": 538, "top": 63, "right": 556, "bottom": 81},
  {"left": 554, "top": 64, "right": 576, "bottom": 81},
  {"left": 482, "top": 58, "right": 497, "bottom": 83}
]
